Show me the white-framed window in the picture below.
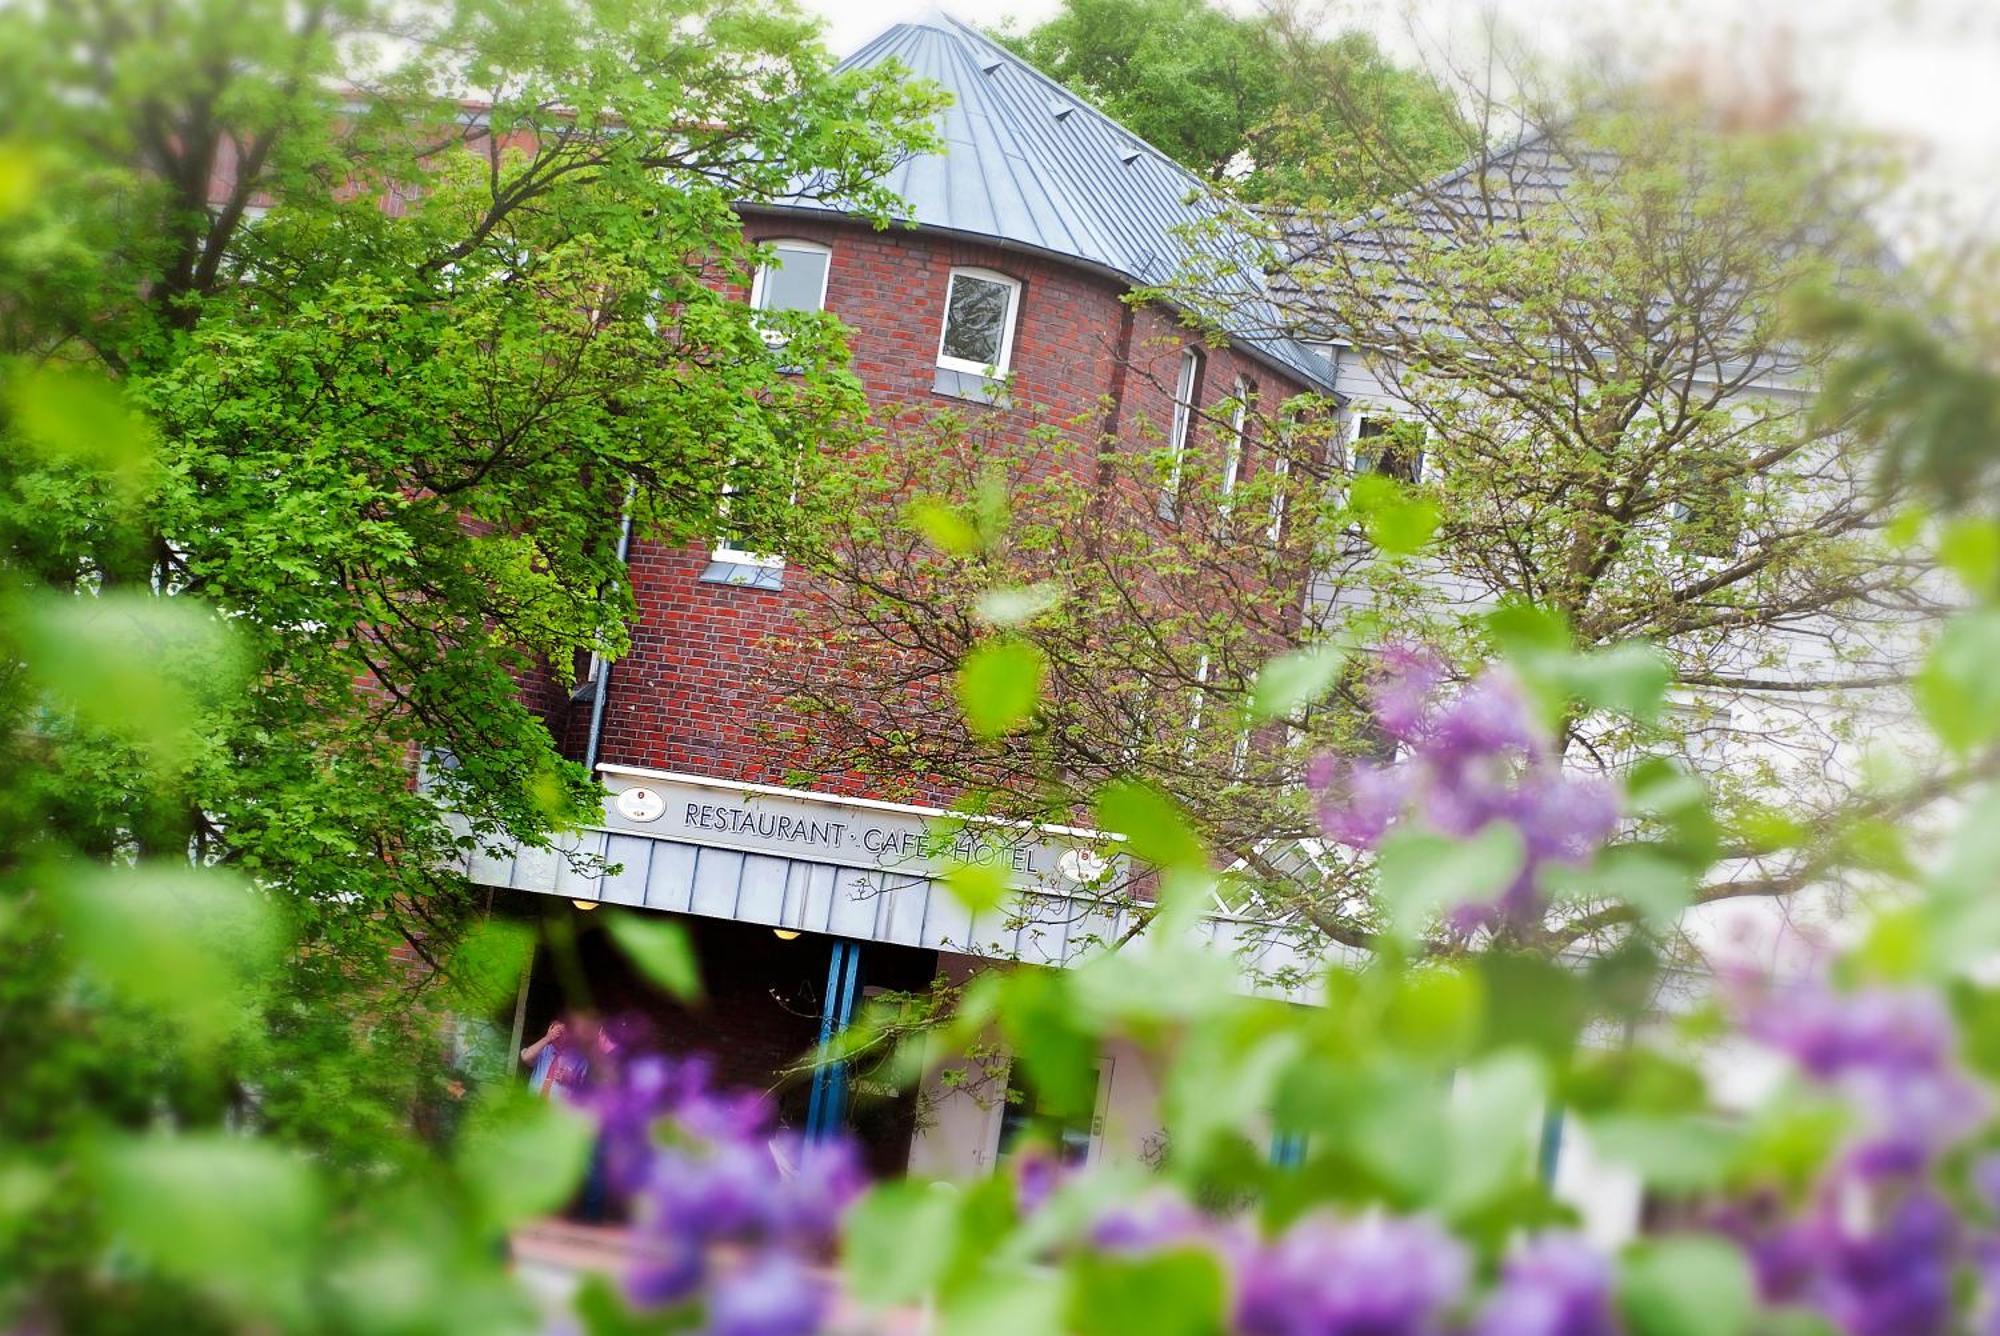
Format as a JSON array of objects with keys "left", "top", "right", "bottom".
[
  {"left": 1185, "top": 652, "right": 1212, "bottom": 753},
  {"left": 712, "top": 455, "right": 800, "bottom": 569},
  {"left": 936, "top": 267, "right": 1022, "bottom": 376},
  {"left": 991, "top": 1054, "right": 1115, "bottom": 1169},
  {"left": 750, "top": 240, "right": 831, "bottom": 316},
  {"left": 1160, "top": 347, "right": 1203, "bottom": 517},
  {"left": 748, "top": 239, "right": 832, "bottom": 352},
  {"left": 1220, "top": 377, "right": 1251, "bottom": 517},
  {"left": 1266, "top": 453, "right": 1291, "bottom": 543},
  {"left": 1350, "top": 410, "right": 1425, "bottom": 484}
]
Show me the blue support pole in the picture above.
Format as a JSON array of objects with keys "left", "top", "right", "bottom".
[
  {"left": 1270, "top": 1130, "right": 1307, "bottom": 1169},
  {"left": 805, "top": 940, "right": 864, "bottom": 1142},
  {"left": 1537, "top": 1103, "right": 1565, "bottom": 1186}
]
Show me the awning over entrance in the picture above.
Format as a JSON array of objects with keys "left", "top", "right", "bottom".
[{"left": 461, "top": 765, "right": 1322, "bottom": 985}]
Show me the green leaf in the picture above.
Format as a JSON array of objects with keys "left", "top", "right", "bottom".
[
  {"left": 1545, "top": 845, "right": 1695, "bottom": 930},
  {"left": 906, "top": 499, "right": 983, "bottom": 555},
  {"left": 1586, "top": 1114, "right": 1740, "bottom": 1190},
  {"left": 0, "top": 142, "right": 37, "bottom": 219},
  {"left": 1350, "top": 472, "right": 1441, "bottom": 555},
  {"left": 1916, "top": 610, "right": 2000, "bottom": 755},
  {"left": 958, "top": 637, "right": 1046, "bottom": 739},
  {"left": 843, "top": 1180, "right": 963, "bottom": 1306},
  {"left": 1939, "top": 517, "right": 2000, "bottom": 595},
  {"left": 1065, "top": 1248, "right": 1228, "bottom": 1336},
  {"left": 998, "top": 969, "right": 1099, "bottom": 1123},
  {"left": 571, "top": 1273, "right": 653, "bottom": 1336},
  {"left": 1094, "top": 778, "right": 1208, "bottom": 871},
  {"left": 942, "top": 1263, "right": 1068, "bottom": 1336},
  {"left": 1485, "top": 600, "right": 1573, "bottom": 656},
  {"left": 96, "top": 1135, "right": 321, "bottom": 1323},
  {"left": 974, "top": 582, "right": 1063, "bottom": 626},
  {"left": 1250, "top": 644, "right": 1347, "bottom": 720},
  {"left": 454, "top": 1086, "right": 594, "bottom": 1229},
  {"left": 1560, "top": 643, "right": 1673, "bottom": 722},
  {"left": 944, "top": 858, "right": 1013, "bottom": 914},
  {"left": 52, "top": 864, "right": 280, "bottom": 1054},
  {"left": 4, "top": 364, "right": 156, "bottom": 495},
  {"left": 450, "top": 917, "right": 535, "bottom": 1013},
  {"left": 19, "top": 593, "right": 244, "bottom": 768},
  {"left": 1437, "top": 1050, "right": 1546, "bottom": 1216},
  {"left": 1374, "top": 823, "right": 1526, "bottom": 938},
  {"left": 1619, "top": 1235, "right": 1756, "bottom": 1336},
  {"left": 604, "top": 910, "right": 702, "bottom": 1002}
]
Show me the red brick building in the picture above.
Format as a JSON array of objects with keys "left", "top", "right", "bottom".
[{"left": 478, "top": 13, "right": 1337, "bottom": 1176}]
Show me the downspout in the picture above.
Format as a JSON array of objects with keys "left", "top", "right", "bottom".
[{"left": 581, "top": 493, "right": 637, "bottom": 777}]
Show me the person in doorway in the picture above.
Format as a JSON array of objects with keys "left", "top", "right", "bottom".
[
  {"left": 522, "top": 1011, "right": 614, "bottom": 1223},
  {"left": 521, "top": 1014, "right": 590, "bottom": 1099}
]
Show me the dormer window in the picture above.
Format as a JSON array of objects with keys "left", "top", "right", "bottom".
[{"left": 936, "top": 268, "right": 1021, "bottom": 376}]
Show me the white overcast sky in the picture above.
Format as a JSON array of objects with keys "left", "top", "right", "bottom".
[{"left": 798, "top": 0, "right": 2000, "bottom": 239}]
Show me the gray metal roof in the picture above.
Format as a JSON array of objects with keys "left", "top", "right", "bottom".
[{"left": 752, "top": 11, "right": 1335, "bottom": 391}]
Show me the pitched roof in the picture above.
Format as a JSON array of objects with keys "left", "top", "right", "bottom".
[{"left": 748, "top": 11, "right": 1335, "bottom": 391}]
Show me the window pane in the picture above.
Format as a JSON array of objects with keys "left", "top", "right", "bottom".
[
  {"left": 941, "top": 274, "right": 1012, "bottom": 367},
  {"left": 756, "top": 247, "right": 829, "bottom": 313},
  {"left": 1356, "top": 417, "right": 1422, "bottom": 483}
]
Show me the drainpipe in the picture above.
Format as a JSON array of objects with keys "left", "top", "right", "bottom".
[{"left": 581, "top": 495, "right": 637, "bottom": 777}]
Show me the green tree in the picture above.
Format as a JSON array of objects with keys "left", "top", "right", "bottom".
[
  {"left": 992, "top": 0, "right": 1464, "bottom": 208},
  {"left": 0, "top": 0, "right": 938, "bottom": 1322},
  {"left": 790, "top": 90, "right": 1941, "bottom": 963}
]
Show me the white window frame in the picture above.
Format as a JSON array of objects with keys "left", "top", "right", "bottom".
[
  {"left": 711, "top": 458, "right": 800, "bottom": 570},
  {"left": 749, "top": 239, "right": 832, "bottom": 313},
  {"left": 1185, "top": 652, "right": 1211, "bottom": 753},
  {"left": 935, "top": 267, "right": 1023, "bottom": 377},
  {"left": 1348, "top": 407, "right": 1427, "bottom": 485},
  {"left": 1220, "top": 377, "right": 1250, "bottom": 516},
  {"left": 749, "top": 239, "right": 832, "bottom": 350},
  {"left": 986, "top": 1054, "right": 1115, "bottom": 1171},
  {"left": 1161, "top": 347, "right": 1203, "bottom": 515},
  {"left": 1266, "top": 454, "right": 1291, "bottom": 543}
]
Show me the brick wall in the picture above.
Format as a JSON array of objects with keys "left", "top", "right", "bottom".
[{"left": 589, "top": 215, "right": 1319, "bottom": 808}]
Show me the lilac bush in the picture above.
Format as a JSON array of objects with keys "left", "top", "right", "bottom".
[
  {"left": 580, "top": 1053, "right": 864, "bottom": 1335},
  {"left": 1709, "top": 978, "right": 1996, "bottom": 1336},
  {"left": 1471, "top": 1232, "right": 1620, "bottom": 1336},
  {"left": 1309, "top": 647, "right": 1621, "bottom": 935},
  {"left": 555, "top": 640, "right": 2000, "bottom": 1336},
  {"left": 1232, "top": 1212, "right": 1469, "bottom": 1336}
]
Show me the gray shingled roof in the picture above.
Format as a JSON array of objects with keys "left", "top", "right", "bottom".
[{"left": 746, "top": 11, "right": 1335, "bottom": 391}]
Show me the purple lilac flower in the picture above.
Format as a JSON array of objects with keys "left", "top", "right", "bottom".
[
  {"left": 1312, "top": 654, "right": 1620, "bottom": 935},
  {"left": 704, "top": 1254, "right": 832, "bottom": 1336},
  {"left": 1740, "top": 982, "right": 1989, "bottom": 1163},
  {"left": 1011, "top": 1147, "right": 1064, "bottom": 1217},
  {"left": 1370, "top": 644, "right": 1446, "bottom": 744},
  {"left": 1806, "top": 1187, "right": 1958, "bottom": 1336},
  {"left": 1471, "top": 1232, "right": 1619, "bottom": 1336},
  {"left": 1088, "top": 1189, "right": 1214, "bottom": 1254},
  {"left": 575, "top": 1048, "right": 865, "bottom": 1324},
  {"left": 1232, "top": 1211, "right": 1469, "bottom": 1336},
  {"left": 1973, "top": 1233, "right": 2000, "bottom": 1336}
]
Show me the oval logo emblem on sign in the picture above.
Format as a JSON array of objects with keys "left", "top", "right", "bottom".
[
  {"left": 1058, "top": 848, "right": 1109, "bottom": 884},
  {"left": 615, "top": 786, "right": 665, "bottom": 823}
]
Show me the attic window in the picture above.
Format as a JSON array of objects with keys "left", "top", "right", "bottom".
[
  {"left": 1050, "top": 102, "right": 1074, "bottom": 121},
  {"left": 981, "top": 58, "right": 1004, "bottom": 74},
  {"left": 1119, "top": 148, "right": 1143, "bottom": 166}
]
